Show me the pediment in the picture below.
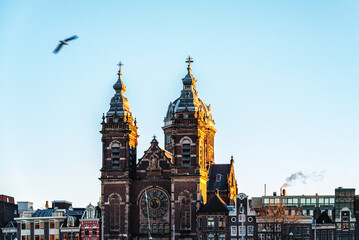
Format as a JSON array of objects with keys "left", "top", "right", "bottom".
[{"left": 136, "top": 138, "right": 173, "bottom": 174}]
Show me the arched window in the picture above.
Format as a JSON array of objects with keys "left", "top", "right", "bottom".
[
  {"left": 109, "top": 194, "right": 120, "bottom": 230},
  {"left": 68, "top": 216, "right": 74, "bottom": 227},
  {"left": 179, "top": 192, "right": 191, "bottom": 230},
  {"left": 111, "top": 143, "right": 120, "bottom": 167},
  {"left": 182, "top": 140, "right": 191, "bottom": 166}
]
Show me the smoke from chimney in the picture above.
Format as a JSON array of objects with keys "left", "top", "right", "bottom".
[{"left": 281, "top": 171, "right": 324, "bottom": 188}]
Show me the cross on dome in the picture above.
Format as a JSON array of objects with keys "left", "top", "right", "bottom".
[
  {"left": 186, "top": 55, "right": 193, "bottom": 72},
  {"left": 117, "top": 61, "right": 124, "bottom": 75}
]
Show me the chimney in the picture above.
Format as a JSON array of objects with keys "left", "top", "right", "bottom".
[
  {"left": 273, "top": 192, "right": 277, "bottom": 196},
  {"left": 46, "top": 201, "right": 49, "bottom": 209},
  {"left": 283, "top": 189, "right": 286, "bottom": 196},
  {"left": 264, "top": 184, "right": 267, "bottom": 196}
]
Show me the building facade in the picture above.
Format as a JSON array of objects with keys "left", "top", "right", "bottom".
[
  {"left": 80, "top": 204, "right": 100, "bottom": 240},
  {"left": 14, "top": 202, "right": 85, "bottom": 240},
  {"left": 0, "top": 195, "right": 18, "bottom": 238},
  {"left": 99, "top": 58, "right": 237, "bottom": 240}
]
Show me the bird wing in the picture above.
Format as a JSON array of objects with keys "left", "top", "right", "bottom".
[
  {"left": 65, "top": 35, "right": 78, "bottom": 42},
  {"left": 53, "top": 43, "right": 64, "bottom": 54}
]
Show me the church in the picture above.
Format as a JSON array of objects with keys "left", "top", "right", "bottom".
[{"left": 99, "top": 57, "right": 238, "bottom": 240}]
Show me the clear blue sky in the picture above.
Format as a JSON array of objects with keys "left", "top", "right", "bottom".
[{"left": 0, "top": 0, "right": 358, "bottom": 209}]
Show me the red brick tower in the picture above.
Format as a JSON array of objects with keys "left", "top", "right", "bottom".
[
  {"left": 163, "top": 56, "right": 216, "bottom": 205},
  {"left": 100, "top": 62, "right": 139, "bottom": 239}
]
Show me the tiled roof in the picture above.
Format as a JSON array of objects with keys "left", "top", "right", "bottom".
[
  {"left": 198, "top": 194, "right": 229, "bottom": 214},
  {"left": 207, "top": 164, "right": 231, "bottom": 191}
]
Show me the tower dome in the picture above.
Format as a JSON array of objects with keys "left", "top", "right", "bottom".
[
  {"left": 107, "top": 62, "right": 131, "bottom": 117},
  {"left": 164, "top": 56, "right": 214, "bottom": 126}
]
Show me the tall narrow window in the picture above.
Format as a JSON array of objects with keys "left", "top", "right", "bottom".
[
  {"left": 182, "top": 140, "right": 191, "bottom": 166},
  {"left": 111, "top": 143, "right": 120, "bottom": 167},
  {"left": 140, "top": 223, "right": 147, "bottom": 234},
  {"left": 109, "top": 194, "right": 120, "bottom": 230},
  {"left": 180, "top": 192, "right": 191, "bottom": 230},
  {"left": 218, "top": 217, "right": 225, "bottom": 230},
  {"left": 207, "top": 217, "right": 214, "bottom": 230}
]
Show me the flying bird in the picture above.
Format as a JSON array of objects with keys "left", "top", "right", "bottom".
[{"left": 53, "top": 35, "right": 78, "bottom": 54}]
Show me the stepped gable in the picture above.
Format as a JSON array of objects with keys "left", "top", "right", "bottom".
[{"left": 198, "top": 194, "right": 229, "bottom": 214}]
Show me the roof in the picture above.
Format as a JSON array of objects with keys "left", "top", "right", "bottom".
[
  {"left": 164, "top": 62, "right": 214, "bottom": 125},
  {"left": 207, "top": 164, "right": 231, "bottom": 191},
  {"left": 4, "top": 220, "right": 17, "bottom": 228},
  {"left": 33, "top": 209, "right": 58, "bottom": 217},
  {"left": 32, "top": 208, "right": 85, "bottom": 218},
  {"left": 61, "top": 215, "right": 81, "bottom": 228},
  {"left": 198, "top": 194, "right": 229, "bottom": 214},
  {"left": 316, "top": 211, "right": 333, "bottom": 224}
]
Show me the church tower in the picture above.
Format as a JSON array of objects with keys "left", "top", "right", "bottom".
[
  {"left": 163, "top": 56, "right": 216, "bottom": 204},
  {"left": 100, "top": 62, "right": 138, "bottom": 239}
]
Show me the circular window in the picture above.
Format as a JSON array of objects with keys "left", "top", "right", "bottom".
[
  {"left": 248, "top": 216, "right": 253, "bottom": 222},
  {"left": 231, "top": 217, "right": 236, "bottom": 222}
]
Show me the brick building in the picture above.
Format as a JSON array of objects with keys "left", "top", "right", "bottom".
[
  {"left": 79, "top": 204, "right": 100, "bottom": 240},
  {"left": 197, "top": 193, "right": 229, "bottom": 240},
  {"left": 14, "top": 202, "right": 84, "bottom": 240},
  {"left": 0, "top": 195, "right": 18, "bottom": 237},
  {"left": 99, "top": 58, "right": 238, "bottom": 240}
]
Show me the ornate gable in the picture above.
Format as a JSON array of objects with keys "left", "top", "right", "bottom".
[{"left": 136, "top": 138, "right": 173, "bottom": 178}]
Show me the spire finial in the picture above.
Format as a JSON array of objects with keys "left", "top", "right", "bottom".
[
  {"left": 186, "top": 55, "right": 193, "bottom": 72},
  {"left": 117, "top": 61, "right": 123, "bottom": 76}
]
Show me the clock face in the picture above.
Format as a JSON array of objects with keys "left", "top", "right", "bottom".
[{"left": 141, "top": 189, "right": 169, "bottom": 218}]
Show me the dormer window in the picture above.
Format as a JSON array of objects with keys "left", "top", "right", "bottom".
[
  {"left": 68, "top": 216, "right": 74, "bottom": 227},
  {"left": 111, "top": 143, "right": 120, "bottom": 167},
  {"left": 182, "top": 141, "right": 191, "bottom": 166},
  {"left": 216, "top": 174, "right": 222, "bottom": 182}
]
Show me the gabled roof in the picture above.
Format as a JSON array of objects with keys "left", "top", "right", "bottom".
[
  {"left": 207, "top": 164, "right": 231, "bottom": 191},
  {"left": 198, "top": 194, "right": 229, "bottom": 214},
  {"left": 316, "top": 211, "right": 333, "bottom": 224},
  {"left": 4, "top": 220, "right": 17, "bottom": 228},
  {"left": 137, "top": 138, "right": 173, "bottom": 170}
]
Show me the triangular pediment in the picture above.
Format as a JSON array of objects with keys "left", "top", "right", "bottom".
[{"left": 136, "top": 138, "right": 173, "bottom": 177}]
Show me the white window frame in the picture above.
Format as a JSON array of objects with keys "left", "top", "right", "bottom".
[{"left": 231, "top": 226, "right": 237, "bottom": 236}]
